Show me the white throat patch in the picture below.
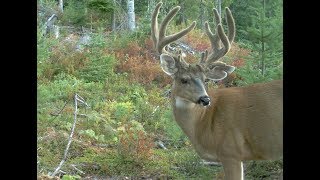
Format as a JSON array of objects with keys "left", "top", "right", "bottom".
[{"left": 175, "top": 96, "right": 195, "bottom": 109}]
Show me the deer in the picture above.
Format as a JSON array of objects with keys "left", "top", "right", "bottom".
[{"left": 151, "top": 2, "right": 283, "bottom": 180}]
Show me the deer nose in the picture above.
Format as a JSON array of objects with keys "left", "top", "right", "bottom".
[{"left": 199, "top": 96, "right": 211, "bottom": 106}]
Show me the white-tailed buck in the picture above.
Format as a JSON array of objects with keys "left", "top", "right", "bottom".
[{"left": 151, "top": 2, "right": 283, "bottom": 180}]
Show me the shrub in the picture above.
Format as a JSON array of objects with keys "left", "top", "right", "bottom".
[
  {"left": 38, "top": 39, "right": 90, "bottom": 82},
  {"left": 117, "top": 123, "right": 154, "bottom": 164},
  {"left": 38, "top": 74, "right": 104, "bottom": 103},
  {"left": 115, "top": 40, "right": 171, "bottom": 87},
  {"left": 77, "top": 54, "right": 117, "bottom": 83}
]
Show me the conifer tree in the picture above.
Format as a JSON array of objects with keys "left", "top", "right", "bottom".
[{"left": 238, "top": 0, "right": 283, "bottom": 76}]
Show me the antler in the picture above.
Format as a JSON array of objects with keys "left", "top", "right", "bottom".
[
  {"left": 151, "top": 2, "right": 196, "bottom": 56},
  {"left": 202, "top": 7, "right": 235, "bottom": 65}
]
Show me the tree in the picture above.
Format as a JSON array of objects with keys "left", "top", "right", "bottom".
[
  {"left": 244, "top": 0, "right": 283, "bottom": 76},
  {"left": 127, "top": 0, "right": 135, "bottom": 31},
  {"left": 58, "top": 0, "right": 63, "bottom": 13}
]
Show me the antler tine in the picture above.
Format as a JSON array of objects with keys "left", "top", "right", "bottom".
[
  {"left": 204, "top": 7, "right": 235, "bottom": 65},
  {"left": 151, "top": 2, "right": 162, "bottom": 52},
  {"left": 151, "top": 2, "right": 196, "bottom": 56},
  {"left": 200, "top": 50, "right": 208, "bottom": 64},
  {"left": 225, "top": 7, "right": 235, "bottom": 44}
]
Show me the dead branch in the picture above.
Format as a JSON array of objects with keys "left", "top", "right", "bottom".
[
  {"left": 49, "top": 94, "right": 88, "bottom": 177},
  {"left": 51, "top": 99, "right": 70, "bottom": 120},
  {"left": 70, "top": 164, "right": 85, "bottom": 175},
  {"left": 156, "top": 140, "right": 167, "bottom": 150},
  {"left": 200, "top": 160, "right": 222, "bottom": 166}
]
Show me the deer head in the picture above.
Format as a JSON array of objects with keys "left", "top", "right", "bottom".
[{"left": 151, "top": 2, "right": 236, "bottom": 107}]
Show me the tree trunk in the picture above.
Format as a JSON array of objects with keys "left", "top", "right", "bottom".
[
  {"left": 44, "top": 14, "right": 59, "bottom": 38},
  {"left": 261, "top": 0, "right": 266, "bottom": 76},
  {"left": 112, "top": 0, "right": 116, "bottom": 31},
  {"left": 58, "top": 0, "right": 63, "bottom": 13},
  {"left": 127, "top": 0, "right": 135, "bottom": 31}
]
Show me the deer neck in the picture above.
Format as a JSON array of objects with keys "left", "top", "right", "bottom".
[
  {"left": 172, "top": 96, "right": 206, "bottom": 143},
  {"left": 171, "top": 90, "right": 221, "bottom": 161}
]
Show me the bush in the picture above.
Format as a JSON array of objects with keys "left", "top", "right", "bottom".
[
  {"left": 115, "top": 40, "right": 171, "bottom": 87},
  {"left": 78, "top": 54, "right": 117, "bottom": 83},
  {"left": 117, "top": 123, "right": 154, "bottom": 164},
  {"left": 47, "top": 49, "right": 89, "bottom": 80},
  {"left": 38, "top": 74, "right": 104, "bottom": 104}
]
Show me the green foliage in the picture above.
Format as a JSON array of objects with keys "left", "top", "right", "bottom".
[
  {"left": 231, "top": 0, "right": 283, "bottom": 42},
  {"left": 160, "top": 109, "right": 187, "bottom": 148},
  {"left": 38, "top": 74, "right": 104, "bottom": 103},
  {"left": 78, "top": 54, "right": 117, "bottom": 82},
  {"left": 61, "top": 0, "right": 87, "bottom": 26},
  {"left": 151, "top": 148, "right": 222, "bottom": 179},
  {"left": 110, "top": 101, "right": 134, "bottom": 122},
  {"left": 88, "top": 30, "right": 108, "bottom": 48},
  {"left": 229, "top": 0, "right": 283, "bottom": 84},
  {"left": 245, "top": 159, "right": 283, "bottom": 179},
  {"left": 87, "top": 0, "right": 114, "bottom": 13},
  {"left": 86, "top": 0, "right": 115, "bottom": 29},
  {"left": 37, "top": 28, "right": 60, "bottom": 81},
  {"left": 79, "top": 129, "right": 106, "bottom": 142},
  {"left": 234, "top": 57, "right": 282, "bottom": 86},
  {"left": 245, "top": 0, "right": 282, "bottom": 75},
  {"left": 62, "top": 174, "right": 81, "bottom": 180}
]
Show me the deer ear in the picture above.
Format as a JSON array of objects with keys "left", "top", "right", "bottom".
[
  {"left": 206, "top": 62, "right": 235, "bottom": 81},
  {"left": 160, "top": 54, "right": 178, "bottom": 76}
]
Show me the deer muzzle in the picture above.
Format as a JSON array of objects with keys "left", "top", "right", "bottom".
[{"left": 198, "top": 96, "right": 211, "bottom": 106}]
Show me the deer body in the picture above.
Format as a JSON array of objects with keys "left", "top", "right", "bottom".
[
  {"left": 151, "top": 3, "right": 283, "bottom": 179},
  {"left": 172, "top": 80, "right": 283, "bottom": 162}
]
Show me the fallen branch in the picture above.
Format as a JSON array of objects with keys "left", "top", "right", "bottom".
[
  {"left": 156, "top": 140, "right": 167, "bottom": 150},
  {"left": 200, "top": 160, "right": 221, "bottom": 166},
  {"left": 70, "top": 164, "right": 85, "bottom": 175},
  {"left": 49, "top": 94, "right": 88, "bottom": 177},
  {"left": 76, "top": 94, "right": 90, "bottom": 107}
]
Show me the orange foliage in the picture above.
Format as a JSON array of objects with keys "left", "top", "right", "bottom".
[
  {"left": 118, "top": 125, "right": 154, "bottom": 162},
  {"left": 114, "top": 39, "right": 171, "bottom": 87},
  {"left": 227, "top": 43, "right": 250, "bottom": 67},
  {"left": 42, "top": 42, "right": 89, "bottom": 80},
  {"left": 184, "top": 29, "right": 210, "bottom": 52},
  {"left": 113, "top": 30, "right": 250, "bottom": 88}
]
